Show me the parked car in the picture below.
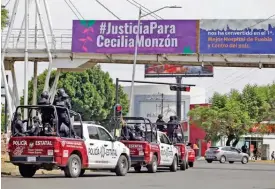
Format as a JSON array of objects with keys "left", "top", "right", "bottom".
[{"left": 205, "top": 146, "right": 249, "bottom": 164}]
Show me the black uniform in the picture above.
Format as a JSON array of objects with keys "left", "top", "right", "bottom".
[
  {"left": 38, "top": 91, "right": 53, "bottom": 126},
  {"left": 13, "top": 117, "right": 26, "bottom": 136},
  {"left": 54, "top": 88, "right": 75, "bottom": 137},
  {"left": 26, "top": 116, "right": 41, "bottom": 136},
  {"left": 156, "top": 114, "right": 166, "bottom": 132},
  {"left": 134, "top": 124, "right": 145, "bottom": 141},
  {"left": 167, "top": 116, "right": 175, "bottom": 139},
  {"left": 121, "top": 125, "right": 130, "bottom": 140}
]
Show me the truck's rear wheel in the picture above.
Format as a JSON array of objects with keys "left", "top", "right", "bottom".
[
  {"left": 19, "top": 165, "right": 36, "bottom": 178},
  {"left": 115, "top": 155, "right": 129, "bottom": 176},
  {"left": 64, "top": 154, "right": 82, "bottom": 178},
  {"left": 147, "top": 155, "right": 158, "bottom": 173},
  {"left": 170, "top": 156, "right": 178, "bottom": 172},
  {"left": 180, "top": 160, "right": 186, "bottom": 171}
]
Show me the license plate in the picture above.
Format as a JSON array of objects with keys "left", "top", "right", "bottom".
[
  {"left": 27, "top": 156, "right": 36, "bottom": 162},
  {"left": 207, "top": 156, "right": 214, "bottom": 159}
]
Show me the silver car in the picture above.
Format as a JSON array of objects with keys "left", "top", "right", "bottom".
[{"left": 205, "top": 146, "right": 249, "bottom": 164}]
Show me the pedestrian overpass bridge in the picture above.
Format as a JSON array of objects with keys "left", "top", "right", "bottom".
[{"left": 3, "top": 29, "right": 275, "bottom": 71}]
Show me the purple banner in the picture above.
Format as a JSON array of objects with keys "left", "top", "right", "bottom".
[{"left": 72, "top": 20, "right": 198, "bottom": 54}]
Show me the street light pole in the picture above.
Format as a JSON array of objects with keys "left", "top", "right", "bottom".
[
  {"left": 128, "top": 5, "right": 182, "bottom": 116},
  {"left": 129, "top": 6, "right": 142, "bottom": 116}
]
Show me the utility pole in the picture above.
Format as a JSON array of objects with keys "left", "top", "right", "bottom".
[
  {"left": 161, "top": 93, "right": 164, "bottom": 115},
  {"left": 176, "top": 76, "right": 182, "bottom": 120}
]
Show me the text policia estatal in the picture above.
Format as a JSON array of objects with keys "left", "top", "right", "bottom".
[
  {"left": 89, "top": 146, "right": 118, "bottom": 157},
  {"left": 97, "top": 22, "right": 178, "bottom": 48},
  {"left": 161, "top": 148, "right": 173, "bottom": 157}
]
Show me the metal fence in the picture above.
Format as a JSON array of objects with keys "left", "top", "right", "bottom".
[{"left": 1, "top": 28, "right": 72, "bottom": 50}]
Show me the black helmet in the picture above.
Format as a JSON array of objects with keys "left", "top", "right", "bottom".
[
  {"left": 41, "top": 91, "right": 49, "bottom": 99},
  {"left": 127, "top": 125, "right": 135, "bottom": 130},
  {"left": 174, "top": 116, "right": 178, "bottom": 120},
  {"left": 57, "top": 88, "right": 65, "bottom": 96},
  {"left": 158, "top": 114, "right": 163, "bottom": 119},
  {"left": 170, "top": 116, "right": 173, "bottom": 120}
]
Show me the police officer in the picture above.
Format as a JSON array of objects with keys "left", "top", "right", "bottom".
[
  {"left": 127, "top": 125, "right": 136, "bottom": 140},
  {"left": 120, "top": 119, "right": 130, "bottom": 140},
  {"left": 26, "top": 116, "right": 41, "bottom": 136},
  {"left": 38, "top": 91, "right": 54, "bottom": 127},
  {"left": 167, "top": 116, "right": 175, "bottom": 140},
  {"left": 13, "top": 112, "right": 27, "bottom": 136},
  {"left": 54, "top": 88, "right": 71, "bottom": 109},
  {"left": 156, "top": 114, "right": 166, "bottom": 132},
  {"left": 134, "top": 124, "right": 145, "bottom": 141},
  {"left": 54, "top": 88, "right": 75, "bottom": 137},
  {"left": 38, "top": 91, "right": 50, "bottom": 105}
]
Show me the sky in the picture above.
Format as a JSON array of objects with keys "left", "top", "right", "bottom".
[{"left": 2, "top": 0, "right": 275, "bottom": 99}]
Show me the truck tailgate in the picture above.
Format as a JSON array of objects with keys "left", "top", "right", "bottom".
[{"left": 9, "top": 137, "right": 56, "bottom": 163}]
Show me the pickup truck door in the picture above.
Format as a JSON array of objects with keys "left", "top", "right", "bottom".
[
  {"left": 97, "top": 127, "right": 118, "bottom": 168},
  {"left": 85, "top": 126, "right": 105, "bottom": 168},
  {"left": 159, "top": 133, "right": 173, "bottom": 166}
]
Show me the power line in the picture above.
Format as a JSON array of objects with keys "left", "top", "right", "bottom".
[
  {"left": 125, "top": 0, "right": 159, "bottom": 20},
  {"left": 245, "top": 13, "right": 275, "bottom": 29},
  {"left": 2, "top": 0, "right": 12, "bottom": 7},
  {"left": 67, "top": 0, "right": 85, "bottom": 20},
  {"left": 64, "top": 0, "right": 81, "bottom": 20},
  {"left": 131, "top": 0, "right": 163, "bottom": 19},
  {"left": 95, "top": 0, "right": 121, "bottom": 20}
]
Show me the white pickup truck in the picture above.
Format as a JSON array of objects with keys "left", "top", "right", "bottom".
[{"left": 9, "top": 121, "right": 131, "bottom": 178}]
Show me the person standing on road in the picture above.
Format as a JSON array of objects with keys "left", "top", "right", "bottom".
[{"left": 271, "top": 151, "right": 274, "bottom": 161}]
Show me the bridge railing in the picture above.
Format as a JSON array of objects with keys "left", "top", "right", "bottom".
[{"left": 1, "top": 28, "right": 72, "bottom": 50}]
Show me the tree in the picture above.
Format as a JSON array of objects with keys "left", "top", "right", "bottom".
[
  {"left": 22, "top": 66, "right": 129, "bottom": 123},
  {"left": 188, "top": 83, "right": 275, "bottom": 147},
  {"left": 189, "top": 89, "right": 253, "bottom": 147},
  {"left": 1, "top": 7, "right": 9, "bottom": 30}
]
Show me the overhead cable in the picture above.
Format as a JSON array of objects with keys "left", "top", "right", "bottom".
[
  {"left": 64, "top": 0, "right": 81, "bottom": 20},
  {"left": 131, "top": 0, "right": 163, "bottom": 19},
  {"left": 67, "top": 0, "right": 85, "bottom": 20},
  {"left": 95, "top": 0, "right": 121, "bottom": 20}
]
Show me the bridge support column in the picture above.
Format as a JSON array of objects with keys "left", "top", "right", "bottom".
[
  {"left": 11, "top": 62, "right": 20, "bottom": 107},
  {"left": 34, "top": 0, "right": 54, "bottom": 92},
  {"left": 32, "top": 60, "right": 38, "bottom": 105},
  {"left": 1, "top": 0, "right": 20, "bottom": 136},
  {"left": 49, "top": 69, "right": 61, "bottom": 104}
]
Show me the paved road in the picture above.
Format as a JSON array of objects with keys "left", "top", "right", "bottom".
[{"left": 2, "top": 162, "right": 275, "bottom": 189}]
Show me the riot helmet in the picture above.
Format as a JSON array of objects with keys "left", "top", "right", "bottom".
[
  {"left": 158, "top": 114, "right": 163, "bottom": 119},
  {"left": 41, "top": 91, "right": 49, "bottom": 99},
  {"left": 57, "top": 88, "right": 65, "bottom": 97}
]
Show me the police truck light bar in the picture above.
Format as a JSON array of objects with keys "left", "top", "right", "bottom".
[{"left": 169, "top": 85, "right": 191, "bottom": 92}]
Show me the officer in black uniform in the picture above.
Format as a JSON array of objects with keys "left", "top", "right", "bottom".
[
  {"left": 26, "top": 116, "right": 41, "bottom": 136},
  {"left": 13, "top": 112, "right": 27, "bottom": 136},
  {"left": 156, "top": 114, "right": 166, "bottom": 132},
  {"left": 38, "top": 91, "right": 54, "bottom": 127},
  {"left": 134, "top": 124, "right": 145, "bottom": 141},
  {"left": 38, "top": 91, "right": 50, "bottom": 105},
  {"left": 167, "top": 116, "right": 175, "bottom": 140},
  {"left": 54, "top": 88, "right": 75, "bottom": 137}
]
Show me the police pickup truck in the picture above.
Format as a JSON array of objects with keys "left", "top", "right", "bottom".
[
  {"left": 117, "top": 117, "right": 179, "bottom": 173},
  {"left": 8, "top": 105, "right": 131, "bottom": 178}
]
